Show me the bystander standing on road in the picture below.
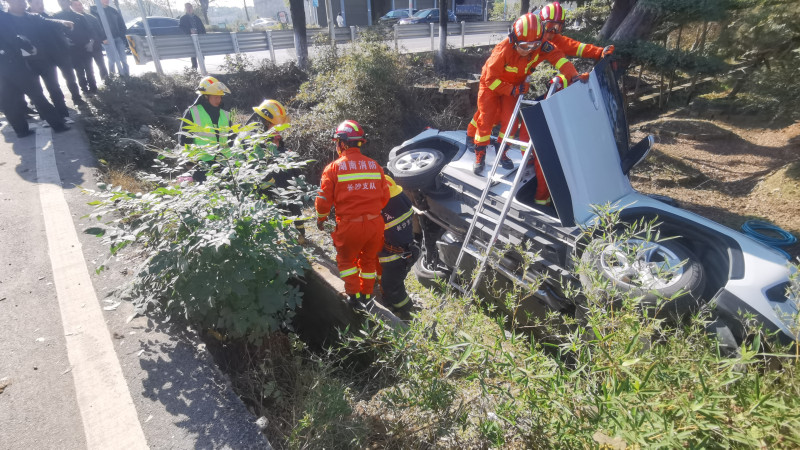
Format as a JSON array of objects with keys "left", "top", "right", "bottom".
[
  {"left": 336, "top": 11, "right": 344, "bottom": 27},
  {"left": 90, "top": 0, "right": 128, "bottom": 76},
  {"left": 54, "top": 0, "right": 96, "bottom": 94},
  {"left": 179, "top": 2, "right": 205, "bottom": 70},
  {"left": 0, "top": 9, "right": 70, "bottom": 137},
  {"left": 27, "top": 0, "right": 85, "bottom": 106},
  {"left": 6, "top": 0, "right": 75, "bottom": 117},
  {"left": 74, "top": 0, "right": 108, "bottom": 81}
]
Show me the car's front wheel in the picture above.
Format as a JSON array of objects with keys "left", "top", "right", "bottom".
[
  {"left": 388, "top": 148, "right": 446, "bottom": 190},
  {"left": 579, "top": 238, "right": 706, "bottom": 321},
  {"left": 412, "top": 254, "right": 449, "bottom": 290}
]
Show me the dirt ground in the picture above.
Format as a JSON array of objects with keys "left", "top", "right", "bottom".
[{"left": 629, "top": 112, "right": 800, "bottom": 259}]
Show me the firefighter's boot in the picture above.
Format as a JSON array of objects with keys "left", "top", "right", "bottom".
[{"left": 473, "top": 146, "right": 487, "bottom": 175}]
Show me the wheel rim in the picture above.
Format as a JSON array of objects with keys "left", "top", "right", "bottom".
[
  {"left": 393, "top": 150, "right": 437, "bottom": 174},
  {"left": 598, "top": 239, "right": 685, "bottom": 290}
]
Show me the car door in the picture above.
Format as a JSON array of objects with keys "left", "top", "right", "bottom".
[{"left": 521, "top": 59, "right": 634, "bottom": 227}]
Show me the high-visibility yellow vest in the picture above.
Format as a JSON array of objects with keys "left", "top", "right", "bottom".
[{"left": 188, "top": 104, "right": 230, "bottom": 148}]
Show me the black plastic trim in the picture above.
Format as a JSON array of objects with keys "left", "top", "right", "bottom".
[{"left": 714, "top": 288, "right": 793, "bottom": 346}]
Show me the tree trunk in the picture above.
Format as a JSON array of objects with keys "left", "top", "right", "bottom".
[
  {"left": 519, "top": 0, "right": 530, "bottom": 16},
  {"left": 243, "top": 0, "right": 250, "bottom": 21},
  {"left": 609, "top": 0, "right": 662, "bottom": 42},
  {"left": 198, "top": 0, "right": 210, "bottom": 24},
  {"left": 436, "top": 0, "right": 448, "bottom": 73},
  {"left": 289, "top": 0, "right": 308, "bottom": 70},
  {"left": 665, "top": 25, "right": 682, "bottom": 105},
  {"left": 599, "top": 0, "right": 637, "bottom": 40}
]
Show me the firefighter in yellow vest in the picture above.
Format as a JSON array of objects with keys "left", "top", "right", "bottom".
[{"left": 178, "top": 76, "right": 232, "bottom": 181}]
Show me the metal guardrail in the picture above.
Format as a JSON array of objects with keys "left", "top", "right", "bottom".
[{"left": 127, "top": 21, "right": 512, "bottom": 75}]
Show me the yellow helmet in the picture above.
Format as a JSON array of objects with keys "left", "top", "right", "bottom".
[
  {"left": 253, "top": 99, "right": 288, "bottom": 125},
  {"left": 196, "top": 76, "right": 231, "bottom": 96},
  {"left": 385, "top": 175, "right": 403, "bottom": 198}
]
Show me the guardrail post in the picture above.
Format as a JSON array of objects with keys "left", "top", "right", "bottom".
[
  {"left": 191, "top": 33, "right": 207, "bottom": 75},
  {"left": 266, "top": 30, "right": 276, "bottom": 63},
  {"left": 394, "top": 24, "right": 398, "bottom": 51},
  {"left": 230, "top": 32, "right": 240, "bottom": 53},
  {"left": 350, "top": 25, "right": 356, "bottom": 42},
  {"left": 461, "top": 21, "right": 465, "bottom": 48},
  {"left": 430, "top": 23, "right": 434, "bottom": 52}
]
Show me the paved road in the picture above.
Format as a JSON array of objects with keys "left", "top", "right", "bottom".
[{"left": 0, "top": 115, "right": 268, "bottom": 448}]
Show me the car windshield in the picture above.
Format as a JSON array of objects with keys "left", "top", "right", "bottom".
[
  {"left": 413, "top": 9, "right": 432, "bottom": 17},
  {"left": 126, "top": 18, "right": 141, "bottom": 28}
]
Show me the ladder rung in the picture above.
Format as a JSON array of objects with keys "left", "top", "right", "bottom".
[
  {"left": 450, "top": 281, "right": 468, "bottom": 294},
  {"left": 475, "top": 211, "right": 495, "bottom": 223},
  {"left": 503, "top": 138, "right": 529, "bottom": 147},
  {"left": 494, "top": 264, "right": 525, "bottom": 286},
  {"left": 462, "top": 245, "right": 482, "bottom": 259},
  {"left": 490, "top": 177, "right": 513, "bottom": 186}
]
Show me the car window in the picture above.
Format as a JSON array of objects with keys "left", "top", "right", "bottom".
[
  {"left": 150, "top": 18, "right": 169, "bottom": 27},
  {"left": 595, "top": 60, "right": 629, "bottom": 164}
]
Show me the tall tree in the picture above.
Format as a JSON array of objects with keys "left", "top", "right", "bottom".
[
  {"left": 289, "top": 0, "right": 308, "bottom": 70},
  {"left": 436, "top": 0, "right": 448, "bottom": 72},
  {"left": 243, "top": 0, "right": 249, "bottom": 21}
]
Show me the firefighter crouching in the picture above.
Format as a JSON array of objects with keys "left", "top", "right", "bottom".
[
  {"left": 377, "top": 175, "right": 419, "bottom": 319},
  {"left": 315, "top": 120, "right": 390, "bottom": 311}
]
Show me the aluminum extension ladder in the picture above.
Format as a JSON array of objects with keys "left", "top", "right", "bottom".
[{"left": 448, "top": 82, "right": 557, "bottom": 295}]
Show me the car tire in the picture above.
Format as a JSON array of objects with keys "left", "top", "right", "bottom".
[
  {"left": 412, "top": 254, "right": 449, "bottom": 290},
  {"left": 388, "top": 148, "right": 446, "bottom": 190},
  {"left": 579, "top": 238, "right": 705, "bottom": 322}
]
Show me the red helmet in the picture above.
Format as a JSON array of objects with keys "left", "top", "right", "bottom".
[
  {"left": 510, "top": 13, "right": 543, "bottom": 44},
  {"left": 333, "top": 120, "right": 366, "bottom": 143},
  {"left": 540, "top": 2, "right": 566, "bottom": 34}
]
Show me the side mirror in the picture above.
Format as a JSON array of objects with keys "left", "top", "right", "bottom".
[{"left": 621, "top": 135, "right": 653, "bottom": 176}]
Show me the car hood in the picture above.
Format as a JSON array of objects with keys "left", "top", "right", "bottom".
[{"left": 521, "top": 60, "right": 634, "bottom": 227}]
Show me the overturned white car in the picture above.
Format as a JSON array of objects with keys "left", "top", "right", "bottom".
[{"left": 387, "top": 59, "right": 798, "bottom": 351}]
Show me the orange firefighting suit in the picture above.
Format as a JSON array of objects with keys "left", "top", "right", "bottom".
[
  {"left": 466, "top": 39, "right": 578, "bottom": 203},
  {"left": 549, "top": 34, "right": 604, "bottom": 60},
  {"left": 315, "top": 147, "right": 390, "bottom": 296}
]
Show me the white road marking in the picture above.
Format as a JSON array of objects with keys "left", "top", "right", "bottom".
[{"left": 35, "top": 128, "right": 149, "bottom": 449}]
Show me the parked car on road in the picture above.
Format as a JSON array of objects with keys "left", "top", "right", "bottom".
[
  {"left": 398, "top": 8, "right": 457, "bottom": 24},
  {"left": 125, "top": 16, "right": 182, "bottom": 36},
  {"left": 250, "top": 17, "right": 278, "bottom": 30},
  {"left": 378, "top": 8, "right": 417, "bottom": 24},
  {"left": 387, "top": 59, "right": 798, "bottom": 352}
]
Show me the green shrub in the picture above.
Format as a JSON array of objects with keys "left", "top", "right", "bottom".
[{"left": 86, "top": 127, "right": 316, "bottom": 341}]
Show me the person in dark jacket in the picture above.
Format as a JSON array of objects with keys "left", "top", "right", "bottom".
[
  {"left": 6, "top": 0, "right": 73, "bottom": 117},
  {"left": 178, "top": 3, "right": 205, "bottom": 70},
  {"left": 0, "top": 10, "right": 70, "bottom": 137},
  {"left": 90, "top": 0, "right": 128, "bottom": 76},
  {"left": 73, "top": 0, "right": 108, "bottom": 81},
  {"left": 376, "top": 175, "right": 418, "bottom": 319},
  {"left": 27, "top": 0, "right": 85, "bottom": 106},
  {"left": 54, "top": 0, "right": 95, "bottom": 94}
]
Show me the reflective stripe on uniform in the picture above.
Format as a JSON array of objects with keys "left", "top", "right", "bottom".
[
  {"left": 379, "top": 254, "right": 402, "bottom": 263},
  {"left": 498, "top": 131, "right": 505, "bottom": 139},
  {"left": 317, "top": 211, "right": 329, "bottom": 218},
  {"left": 554, "top": 57, "right": 569, "bottom": 70},
  {"left": 360, "top": 271, "right": 376, "bottom": 279},
  {"left": 535, "top": 196, "right": 551, "bottom": 205},
  {"left": 393, "top": 296, "right": 410, "bottom": 308},
  {"left": 384, "top": 208, "right": 413, "bottom": 230},
  {"left": 340, "top": 267, "right": 358, "bottom": 278},
  {"left": 488, "top": 79, "right": 502, "bottom": 90},
  {"left": 526, "top": 56, "right": 539, "bottom": 73},
  {"left": 470, "top": 118, "right": 477, "bottom": 127},
  {"left": 338, "top": 172, "right": 382, "bottom": 182},
  {"left": 577, "top": 43, "right": 586, "bottom": 58},
  {"left": 475, "top": 134, "right": 491, "bottom": 143},
  {"left": 505, "top": 66, "right": 518, "bottom": 73},
  {"left": 557, "top": 74, "right": 569, "bottom": 87}
]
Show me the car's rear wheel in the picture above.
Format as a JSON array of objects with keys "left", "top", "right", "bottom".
[
  {"left": 579, "top": 238, "right": 705, "bottom": 321},
  {"left": 388, "top": 148, "right": 446, "bottom": 190}
]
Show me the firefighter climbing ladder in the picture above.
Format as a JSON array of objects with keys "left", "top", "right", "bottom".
[{"left": 449, "top": 83, "right": 558, "bottom": 295}]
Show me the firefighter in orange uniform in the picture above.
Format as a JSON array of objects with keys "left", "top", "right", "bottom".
[
  {"left": 315, "top": 120, "right": 390, "bottom": 310},
  {"left": 539, "top": 2, "right": 614, "bottom": 62},
  {"left": 467, "top": 13, "right": 583, "bottom": 182}
]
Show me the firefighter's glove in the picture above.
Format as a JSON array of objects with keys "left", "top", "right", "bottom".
[
  {"left": 316, "top": 218, "right": 326, "bottom": 231},
  {"left": 510, "top": 82, "right": 529, "bottom": 97},
  {"left": 602, "top": 45, "right": 615, "bottom": 58},
  {"left": 572, "top": 72, "right": 590, "bottom": 84}
]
